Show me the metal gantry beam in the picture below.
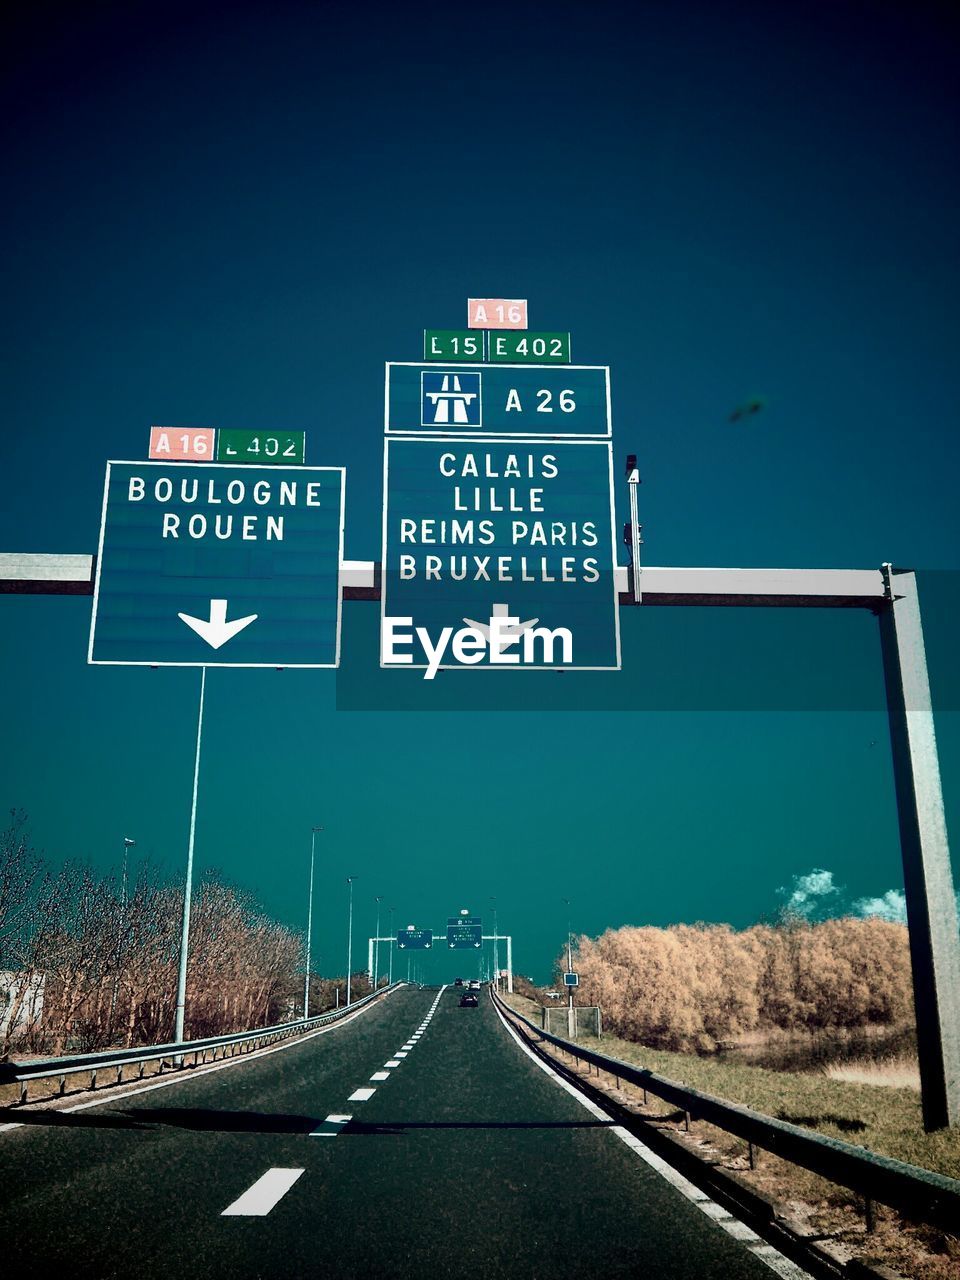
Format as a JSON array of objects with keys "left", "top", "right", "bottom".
[
  {"left": 366, "top": 933, "right": 514, "bottom": 994},
  {"left": 4, "top": 552, "right": 956, "bottom": 1126}
]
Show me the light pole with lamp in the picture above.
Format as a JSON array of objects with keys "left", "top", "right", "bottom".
[
  {"left": 109, "top": 836, "right": 136, "bottom": 1039},
  {"left": 373, "top": 895, "right": 382, "bottom": 990},
  {"left": 304, "top": 826, "right": 322, "bottom": 1018},
  {"left": 562, "top": 897, "right": 575, "bottom": 1037},
  {"left": 346, "top": 875, "right": 358, "bottom": 1006},
  {"left": 489, "top": 896, "right": 499, "bottom": 993}
]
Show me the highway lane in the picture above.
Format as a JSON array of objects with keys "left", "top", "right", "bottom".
[{"left": 0, "top": 984, "right": 802, "bottom": 1278}]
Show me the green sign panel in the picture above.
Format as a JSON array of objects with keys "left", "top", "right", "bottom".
[
  {"left": 216, "top": 429, "right": 305, "bottom": 465},
  {"left": 424, "top": 329, "right": 484, "bottom": 362},
  {"left": 488, "top": 332, "right": 571, "bottom": 364},
  {"left": 447, "top": 916, "right": 482, "bottom": 949},
  {"left": 397, "top": 928, "right": 433, "bottom": 950}
]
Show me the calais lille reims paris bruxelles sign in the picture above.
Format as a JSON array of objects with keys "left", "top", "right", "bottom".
[{"left": 381, "top": 299, "right": 620, "bottom": 678}]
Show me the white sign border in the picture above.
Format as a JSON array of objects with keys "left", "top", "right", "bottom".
[
  {"left": 379, "top": 435, "right": 622, "bottom": 674},
  {"left": 87, "top": 460, "right": 346, "bottom": 670},
  {"left": 384, "top": 362, "right": 612, "bottom": 439}
]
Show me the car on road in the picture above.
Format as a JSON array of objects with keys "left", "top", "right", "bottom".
[
  {"left": 468, "top": 980, "right": 481, "bottom": 991},
  {"left": 459, "top": 993, "right": 479, "bottom": 1007},
  {"left": 454, "top": 977, "right": 464, "bottom": 986}
]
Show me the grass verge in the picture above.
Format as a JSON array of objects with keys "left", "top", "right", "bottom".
[{"left": 501, "top": 993, "right": 960, "bottom": 1280}]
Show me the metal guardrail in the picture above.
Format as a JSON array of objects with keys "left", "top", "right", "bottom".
[
  {"left": 493, "top": 990, "right": 960, "bottom": 1234},
  {"left": 1, "top": 982, "right": 405, "bottom": 1104}
]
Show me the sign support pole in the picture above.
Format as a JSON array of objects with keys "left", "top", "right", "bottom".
[
  {"left": 174, "top": 666, "right": 207, "bottom": 1046},
  {"left": 304, "top": 827, "right": 321, "bottom": 1018},
  {"left": 880, "top": 566, "right": 960, "bottom": 1129},
  {"left": 626, "top": 458, "right": 642, "bottom": 604}
]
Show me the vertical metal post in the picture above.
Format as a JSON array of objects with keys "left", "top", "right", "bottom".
[
  {"left": 506, "top": 935, "right": 513, "bottom": 993},
  {"left": 388, "top": 906, "right": 395, "bottom": 984},
  {"left": 564, "top": 899, "right": 575, "bottom": 1039},
  {"left": 109, "top": 835, "right": 135, "bottom": 1040},
  {"left": 367, "top": 936, "right": 374, "bottom": 986},
  {"left": 374, "top": 897, "right": 382, "bottom": 989},
  {"left": 626, "top": 456, "right": 642, "bottom": 604},
  {"left": 346, "top": 876, "right": 357, "bottom": 1007},
  {"left": 175, "top": 666, "right": 206, "bottom": 1045},
  {"left": 490, "top": 898, "right": 499, "bottom": 993},
  {"left": 880, "top": 566, "right": 960, "bottom": 1129},
  {"left": 305, "top": 826, "right": 321, "bottom": 1018}
]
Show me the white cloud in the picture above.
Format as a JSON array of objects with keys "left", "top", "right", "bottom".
[
  {"left": 778, "top": 868, "right": 841, "bottom": 920},
  {"left": 853, "top": 889, "right": 908, "bottom": 923}
]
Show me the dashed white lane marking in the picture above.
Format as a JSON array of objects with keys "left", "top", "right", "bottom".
[
  {"left": 492, "top": 999, "right": 810, "bottom": 1280},
  {"left": 339, "top": 987, "right": 446, "bottom": 1115},
  {"left": 221, "top": 1168, "right": 304, "bottom": 1216},
  {"left": 310, "top": 1114, "right": 352, "bottom": 1138}
]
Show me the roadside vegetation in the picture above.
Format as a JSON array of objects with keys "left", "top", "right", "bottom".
[
  {"left": 566, "top": 918, "right": 914, "bottom": 1054},
  {"left": 0, "top": 811, "right": 361, "bottom": 1057}
]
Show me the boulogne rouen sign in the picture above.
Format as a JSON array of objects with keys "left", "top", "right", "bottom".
[{"left": 89, "top": 461, "right": 344, "bottom": 668}]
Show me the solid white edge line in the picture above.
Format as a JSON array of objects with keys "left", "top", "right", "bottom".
[
  {"left": 221, "top": 1167, "right": 304, "bottom": 1216},
  {"left": 0, "top": 991, "right": 399, "bottom": 1134},
  {"left": 491, "top": 1000, "right": 811, "bottom": 1280}
]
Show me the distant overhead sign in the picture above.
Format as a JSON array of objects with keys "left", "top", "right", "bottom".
[
  {"left": 397, "top": 929, "right": 433, "bottom": 950},
  {"left": 386, "top": 364, "right": 610, "bottom": 437},
  {"left": 88, "top": 461, "right": 344, "bottom": 668},
  {"left": 564, "top": 972, "right": 579, "bottom": 987},
  {"left": 447, "top": 916, "right": 482, "bottom": 949}
]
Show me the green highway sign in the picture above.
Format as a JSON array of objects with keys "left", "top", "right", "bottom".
[
  {"left": 386, "top": 363, "right": 610, "bottom": 436},
  {"left": 397, "top": 928, "right": 433, "bottom": 950},
  {"left": 447, "top": 916, "right": 482, "bottom": 949},
  {"left": 89, "top": 461, "right": 343, "bottom": 668},
  {"left": 216, "top": 429, "right": 306, "bottom": 465},
  {"left": 488, "top": 332, "right": 570, "bottom": 364},
  {"left": 424, "top": 329, "right": 484, "bottom": 362}
]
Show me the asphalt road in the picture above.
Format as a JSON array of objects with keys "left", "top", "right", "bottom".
[{"left": 0, "top": 986, "right": 796, "bottom": 1278}]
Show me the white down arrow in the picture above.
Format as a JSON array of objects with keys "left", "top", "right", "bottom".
[{"left": 177, "top": 599, "right": 258, "bottom": 650}]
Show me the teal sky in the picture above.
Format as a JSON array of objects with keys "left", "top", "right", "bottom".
[{"left": 1, "top": 1, "right": 957, "bottom": 983}]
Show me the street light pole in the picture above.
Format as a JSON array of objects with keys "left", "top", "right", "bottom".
[
  {"left": 563, "top": 896, "right": 574, "bottom": 1038},
  {"left": 490, "top": 896, "right": 499, "bottom": 994},
  {"left": 175, "top": 666, "right": 207, "bottom": 1046},
  {"left": 304, "top": 826, "right": 322, "bottom": 1018},
  {"left": 109, "top": 836, "right": 136, "bottom": 1041},
  {"left": 388, "top": 905, "right": 395, "bottom": 984},
  {"left": 373, "top": 895, "right": 382, "bottom": 990},
  {"left": 346, "top": 876, "right": 358, "bottom": 1006}
]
